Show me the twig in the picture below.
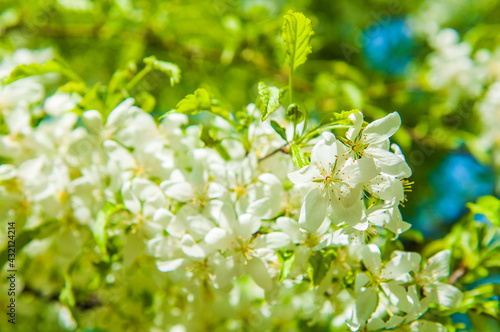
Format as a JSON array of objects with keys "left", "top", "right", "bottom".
[
  {"left": 258, "top": 144, "right": 289, "bottom": 162},
  {"left": 449, "top": 263, "right": 467, "bottom": 285}
]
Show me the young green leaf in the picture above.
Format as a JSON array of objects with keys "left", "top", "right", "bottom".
[
  {"left": 199, "top": 125, "right": 230, "bottom": 161},
  {"left": 307, "top": 250, "right": 335, "bottom": 286},
  {"left": 278, "top": 250, "right": 296, "bottom": 282},
  {"left": 281, "top": 11, "right": 314, "bottom": 72},
  {"left": 270, "top": 120, "right": 288, "bottom": 142},
  {"left": 93, "top": 203, "right": 125, "bottom": 261},
  {"left": 257, "top": 82, "right": 281, "bottom": 121},
  {"left": 175, "top": 88, "right": 213, "bottom": 114},
  {"left": 172, "top": 88, "right": 231, "bottom": 122},
  {"left": 143, "top": 55, "right": 181, "bottom": 86},
  {"left": 320, "top": 109, "right": 358, "bottom": 126},
  {"left": 290, "top": 144, "right": 309, "bottom": 168},
  {"left": 467, "top": 196, "right": 500, "bottom": 226},
  {"left": 4, "top": 59, "right": 84, "bottom": 84}
]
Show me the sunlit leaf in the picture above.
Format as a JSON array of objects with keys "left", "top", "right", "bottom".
[{"left": 281, "top": 11, "right": 314, "bottom": 72}]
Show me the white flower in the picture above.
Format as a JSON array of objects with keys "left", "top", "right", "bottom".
[
  {"left": 346, "top": 111, "right": 411, "bottom": 178},
  {"left": 204, "top": 202, "right": 286, "bottom": 290},
  {"left": 288, "top": 132, "right": 378, "bottom": 232},
  {"left": 347, "top": 245, "right": 422, "bottom": 331},
  {"left": 419, "top": 250, "right": 463, "bottom": 308}
]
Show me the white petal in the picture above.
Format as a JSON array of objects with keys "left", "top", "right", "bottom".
[
  {"left": 380, "top": 251, "right": 421, "bottom": 279},
  {"left": 381, "top": 280, "right": 411, "bottom": 313},
  {"left": 422, "top": 250, "right": 451, "bottom": 282},
  {"left": 205, "top": 228, "right": 232, "bottom": 251},
  {"left": 246, "top": 197, "right": 271, "bottom": 219},
  {"left": 424, "top": 282, "right": 463, "bottom": 308},
  {"left": 103, "top": 140, "right": 136, "bottom": 170},
  {"left": 350, "top": 273, "right": 378, "bottom": 329},
  {"left": 246, "top": 256, "right": 273, "bottom": 291},
  {"left": 121, "top": 181, "right": 141, "bottom": 215},
  {"left": 339, "top": 158, "right": 378, "bottom": 185},
  {"left": 214, "top": 257, "right": 235, "bottom": 288},
  {"left": 207, "top": 182, "right": 227, "bottom": 199},
  {"left": 287, "top": 165, "right": 319, "bottom": 184},
  {"left": 361, "top": 244, "right": 382, "bottom": 275},
  {"left": 106, "top": 98, "right": 134, "bottom": 127},
  {"left": 384, "top": 315, "right": 405, "bottom": 329},
  {"left": 385, "top": 206, "right": 411, "bottom": 237},
  {"left": 180, "top": 234, "right": 205, "bottom": 259},
  {"left": 153, "top": 208, "right": 174, "bottom": 229},
  {"left": 316, "top": 216, "right": 332, "bottom": 236},
  {"left": 217, "top": 202, "right": 238, "bottom": 231},
  {"left": 298, "top": 187, "right": 328, "bottom": 233},
  {"left": 331, "top": 197, "right": 365, "bottom": 229},
  {"left": 261, "top": 232, "right": 291, "bottom": 249},
  {"left": 236, "top": 214, "right": 261, "bottom": 240},
  {"left": 82, "top": 110, "right": 103, "bottom": 134},
  {"left": 367, "top": 147, "right": 412, "bottom": 178},
  {"left": 408, "top": 321, "right": 446, "bottom": 332},
  {"left": 311, "top": 134, "right": 338, "bottom": 167},
  {"left": 346, "top": 111, "right": 363, "bottom": 140},
  {"left": 277, "top": 217, "right": 304, "bottom": 243},
  {"left": 363, "top": 112, "right": 401, "bottom": 144},
  {"left": 367, "top": 175, "right": 405, "bottom": 203},
  {"left": 0, "top": 164, "right": 16, "bottom": 180},
  {"left": 156, "top": 258, "right": 185, "bottom": 272},
  {"left": 160, "top": 180, "right": 195, "bottom": 202}
]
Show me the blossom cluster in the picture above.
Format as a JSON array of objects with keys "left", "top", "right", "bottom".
[{"left": 0, "top": 49, "right": 464, "bottom": 331}]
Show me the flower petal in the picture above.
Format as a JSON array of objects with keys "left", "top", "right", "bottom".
[
  {"left": 298, "top": 187, "right": 328, "bottom": 233},
  {"left": 422, "top": 250, "right": 451, "bottom": 282},
  {"left": 361, "top": 244, "right": 382, "bottom": 275},
  {"left": 346, "top": 111, "right": 363, "bottom": 141},
  {"left": 246, "top": 256, "right": 273, "bottom": 291},
  {"left": 363, "top": 112, "right": 401, "bottom": 144},
  {"left": 156, "top": 258, "right": 185, "bottom": 272},
  {"left": 180, "top": 234, "right": 206, "bottom": 259},
  {"left": 311, "top": 133, "right": 338, "bottom": 167},
  {"left": 366, "top": 147, "right": 412, "bottom": 178},
  {"left": 424, "top": 282, "right": 463, "bottom": 308},
  {"left": 380, "top": 251, "right": 421, "bottom": 279}
]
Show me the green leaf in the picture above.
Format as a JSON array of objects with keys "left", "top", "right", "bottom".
[
  {"left": 169, "top": 88, "right": 231, "bottom": 122},
  {"left": 320, "top": 109, "right": 357, "bottom": 126},
  {"left": 290, "top": 144, "right": 308, "bottom": 168},
  {"left": 176, "top": 88, "right": 212, "bottom": 114},
  {"left": 270, "top": 120, "right": 287, "bottom": 142},
  {"left": 143, "top": 55, "right": 181, "bottom": 86},
  {"left": 257, "top": 82, "right": 281, "bottom": 121},
  {"left": 210, "top": 106, "right": 232, "bottom": 122},
  {"left": 281, "top": 11, "right": 314, "bottom": 72},
  {"left": 93, "top": 203, "right": 125, "bottom": 261},
  {"left": 277, "top": 250, "right": 295, "bottom": 282},
  {"left": 4, "top": 59, "right": 83, "bottom": 84},
  {"left": 199, "top": 125, "right": 230, "bottom": 161},
  {"left": 467, "top": 196, "right": 500, "bottom": 227},
  {"left": 79, "top": 83, "right": 106, "bottom": 114},
  {"left": 57, "top": 81, "right": 88, "bottom": 95},
  {"left": 59, "top": 274, "right": 76, "bottom": 308},
  {"left": 307, "top": 250, "right": 335, "bottom": 286}
]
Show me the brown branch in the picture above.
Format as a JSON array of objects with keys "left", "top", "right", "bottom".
[
  {"left": 258, "top": 144, "right": 289, "bottom": 162},
  {"left": 449, "top": 263, "right": 467, "bottom": 285}
]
